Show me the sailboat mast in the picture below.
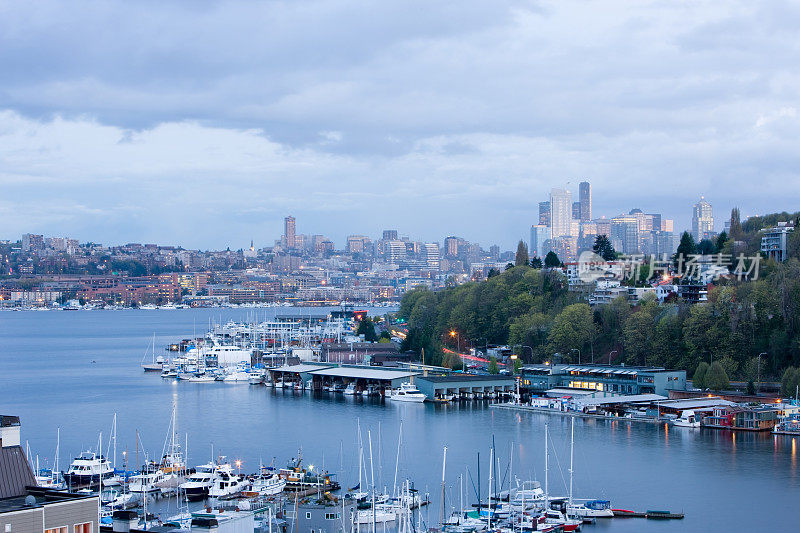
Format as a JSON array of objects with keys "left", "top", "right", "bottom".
[
  {"left": 544, "top": 423, "right": 549, "bottom": 512},
  {"left": 569, "top": 417, "right": 574, "bottom": 508},
  {"left": 439, "top": 446, "right": 447, "bottom": 528}
]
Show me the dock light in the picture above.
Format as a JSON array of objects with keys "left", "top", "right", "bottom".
[
  {"left": 309, "top": 464, "right": 314, "bottom": 471},
  {"left": 544, "top": 361, "right": 550, "bottom": 366},
  {"left": 450, "top": 330, "right": 456, "bottom": 337}
]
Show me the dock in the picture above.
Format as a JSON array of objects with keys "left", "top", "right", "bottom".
[{"left": 613, "top": 509, "right": 684, "bottom": 519}]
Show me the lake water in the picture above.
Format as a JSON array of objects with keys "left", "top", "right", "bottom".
[{"left": 1, "top": 308, "right": 797, "bottom": 531}]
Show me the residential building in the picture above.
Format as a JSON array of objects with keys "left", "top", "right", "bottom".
[
  {"left": 761, "top": 222, "right": 795, "bottom": 261},
  {"left": 382, "top": 230, "right": 398, "bottom": 241},
  {"left": 423, "top": 243, "right": 440, "bottom": 270},
  {"left": 283, "top": 216, "right": 296, "bottom": 249}
]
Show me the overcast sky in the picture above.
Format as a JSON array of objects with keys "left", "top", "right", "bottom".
[{"left": 1, "top": 0, "right": 798, "bottom": 250}]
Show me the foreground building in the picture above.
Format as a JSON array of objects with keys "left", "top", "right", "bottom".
[{"left": 0, "top": 416, "right": 98, "bottom": 533}]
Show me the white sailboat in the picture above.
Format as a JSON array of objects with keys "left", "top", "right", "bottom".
[{"left": 141, "top": 333, "right": 164, "bottom": 371}]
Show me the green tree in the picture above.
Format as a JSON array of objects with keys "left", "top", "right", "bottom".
[
  {"left": 674, "top": 232, "right": 697, "bottom": 268},
  {"left": 488, "top": 356, "right": 499, "bottom": 374},
  {"left": 781, "top": 367, "right": 798, "bottom": 398},
  {"left": 530, "top": 257, "right": 543, "bottom": 269},
  {"left": 697, "top": 239, "right": 716, "bottom": 255},
  {"left": 544, "top": 251, "right": 561, "bottom": 268},
  {"left": 693, "top": 361, "right": 710, "bottom": 389},
  {"left": 592, "top": 235, "right": 616, "bottom": 261},
  {"left": 705, "top": 361, "right": 730, "bottom": 390},
  {"left": 548, "top": 303, "right": 595, "bottom": 356},
  {"left": 513, "top": 357, "right": 522, "bottom": 374},
  {"left": 356, "top": 316, "right": 378, "bottom": 342},
  {"left": 487, "top": 268, "right": 500, "bottom": 278},
  {"left": 623, "top": 309, "right": 655, "bottom": 366},
  {"left": 746, "top": 380, "right": 755, "bottom": 395},
  {"left": 515, "top": 241, "right": 529, "bottom": 266},
  {"left": 787, "top": 229, "right": 800, "bottom": 260},
  {"left": 715, "top": 231, "right": 729, "bottom": 254},
  {"left": 729, "top": 207, "right": 743, "bottom": 240}
]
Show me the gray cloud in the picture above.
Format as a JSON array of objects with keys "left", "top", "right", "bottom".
[{"left": 1, "top": 0, "right": 799, "bottom": 248}]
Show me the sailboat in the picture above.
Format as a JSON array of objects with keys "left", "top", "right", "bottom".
[
  {"left": 564, "top": 417, "right": 614, "bottom": 519},
  {"left": 141, "top": 333, "right": 165, "bottom": 371}
]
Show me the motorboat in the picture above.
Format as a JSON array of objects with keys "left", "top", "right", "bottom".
[
  {"left": 343, "top": 383, "right": 361, "bottom": 396},
  {"left": 389, "top": 382, "right": 426, "bottom": 403},
  {"left": 63, "top": 452, "right": 115, "bottom": 488},
  {"left": 250, "top": 471, "right": 286, "bottom": 496},
  {"left": 186, "top": 374, "right": 216, "bottom": 383},
  {"left": 672, "top": 410, "right": 701, "bottom": 428},
  {"left": 208, "top": 470, "right": 249, "bottom": 498},
  {"left": 129, "top": 470, "right": 174, "bottom": 493},
  {"left": 567, "top": 499, "right": 614, "bottom": 518},
  {"left": 179, "top": 462, "right": 220, "bottom": 501}
]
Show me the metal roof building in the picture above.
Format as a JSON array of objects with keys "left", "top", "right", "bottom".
[{"left": 415, "top": 374, "right": 516, "bottom": 401}]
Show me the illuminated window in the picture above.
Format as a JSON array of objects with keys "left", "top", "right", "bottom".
[
  {"left": 74, "top": 523, "right": 92, "bottom": 533},
  {"left": 45, "top": 528, "right": 67, "bottom": 533}
]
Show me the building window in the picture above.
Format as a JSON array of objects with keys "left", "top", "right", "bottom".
[
  {"left": 306, "top": 512, "right": 312, "bottom": 519},
  {"left": 74, "top": 523, "right": 92, "bottom": 533},
  {"left": 45, "top": 528, "right": 67, "bottom": 533}
]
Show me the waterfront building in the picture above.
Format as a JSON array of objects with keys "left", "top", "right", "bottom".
[
  {"left": 761, "top": 222, "right": 795, "bottom": 261},
  {"left": 415, "top": 374, "right": 515, "bottom": 401},
  {"left": 519, "top": 364, "right": 687, "bottom": 397},
  {"left": 549, "top": 188, "right": 572, "bottom": 239},
  {"left": 692, "top": 197, "right": 714, "bottom": 241}
]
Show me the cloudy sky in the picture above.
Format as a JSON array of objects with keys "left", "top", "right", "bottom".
[{"left": 1, "top": 0, "right": 798, "bottom": 250}]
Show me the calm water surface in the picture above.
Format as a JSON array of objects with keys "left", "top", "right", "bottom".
[{"left": 1, "top": 308, "right": 797, "bottom": 532}]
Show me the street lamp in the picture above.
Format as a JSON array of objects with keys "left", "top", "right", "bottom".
[
  {"left": 757, "top": 352, "right": 767, "bottom": 393},
  {"left": 571, "top": 348, "right": 581, "bottom": 365},
  {"left": 450, "top": 330, "right": 460, "bottom": 354},
  {"left": 608, "top": 350, "right": 618, "bottom": 366}
]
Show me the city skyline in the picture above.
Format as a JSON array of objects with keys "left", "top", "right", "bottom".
[{"left": 2, "top": 1, "right": 799, "bottom": 248}]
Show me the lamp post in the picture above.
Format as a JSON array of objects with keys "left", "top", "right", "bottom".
[
  {"left": 512, "top": 344, "right": 533, "bottom": 362},
  {"left": 571, "top": 348, "right": 581, "bottom": 365},
  {"left": 608, "top": 350, "right": 618, "bottom": 366},
  {"left": 450, "top": 330, "right": 460, "bottom": 354},
  {"left": 757, "top": 352, "right": 767, "bottom": 393}
]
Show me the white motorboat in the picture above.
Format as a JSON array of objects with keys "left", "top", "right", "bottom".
[
  {"left": 222, "top": 369, "right": 251, "bottom": 382},
  {"left": 208, "top": 470, "right": 249, "bottom": 498},
  {"left": 250, "top": 471, "right": 286, "bottom": 496},
  {"left": 355, "top": 508, "right": 397, "bottom": 524},
  {"left": 389, "top": 382, "right": 426, "bottom": 403},
  {"left": 179, "top": 462, "right": 221, "bottom": 501},
  {"left": 63, "top": 451, "right": 115, "bottom": 488},
  {"left": 672, "top": 410, "right": 701, "bottom": 428},
  {"left": 187, "top": 374, "right": 216, "bottom": 383},
  {"left": 567, "top": 499, "right": 614, "bottom": 518},
  {"left": 129, "top": 470, "right": 174, "bottom": 493},
  {"left": 343, "top": 383, "right": 361, "bottom": 396}
]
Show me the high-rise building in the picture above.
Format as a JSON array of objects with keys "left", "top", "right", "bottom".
[
  {"left": 549, "top": 188, "right": 572, "bottom": 239},
  {"left": 283, "top": 216, "right": 296, "bottom": 249},
  {"left": 382, "top": 230, "right": 398, "bottom": 241},
  {"left": 423, "top": 243, "right": 440, "bottom": 270},
  {"left": 692, "top": 197, "right": 714, "bottom": 241},
  {"left": 578, "top": 181, "right": 591, "bottom": 222},
  {"left": 610, "top": 215, "right": 640, "bottom": 254},
  {"left": 489, "top": 245, "right": 500, "bottom": 261},
  {"left": 530, "top": 225, "right": 552, "bottom": 258},
  {"left": 538, "top": 201, "right": 551, "bottom": 226},
  {"left": 444, "top": 236, "right": 460, "bottom": 257},
  {"left": 386, "top": 240, "right": 406, "bottom": 265},
  {"left": 21, "top": 234, "right": 44, "bottom": 253},
  {"left": 346, "top": 235, "right": 370, "bottom": 254},
  {"left": 572, "top": 202, "right": 581, "bottom": 220}
]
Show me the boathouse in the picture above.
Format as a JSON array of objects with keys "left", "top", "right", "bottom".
[{"left": 414, "top": 374, "right": 515, "bottom": 401}]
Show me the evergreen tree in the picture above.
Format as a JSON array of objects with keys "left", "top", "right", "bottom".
[
  {"left": 530, "top": 257, "right": 543, "bottom": 269},
  {"left": 488, "top": 356, "right": 499, "bottom": 374},
  {"left": 697, "top": 239, "right": 716, "bottom": 255},
  {"left": 356, "top": 316, "right": 378, "bottom": 342},
  {"left": 693, "top": 361, "right": 710, "bottom": 388},
  {"left": 706, "top": 361, "right": 730, "bottom": 390},
  {"left": 715, "top": 231, "right": 728, "bottom": 253},
  {"left": 674, "top": 232, "right": 697, "bottom": 268},
  {"left": 544, "top": 251, "right": 561, "bottom": 268},
  {"left": 729, "top": 207, "right": 743, "bottom": 240},
  {"left": 592, "top": 235, "right": 616, "bottom": 261},
  {"left": 515, "top": 241, "right": 529, "bottom": 266}
]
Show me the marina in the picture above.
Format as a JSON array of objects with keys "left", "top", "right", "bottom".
[{"left": 2, "top": 308, "right": 799, "bottom": 532}]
